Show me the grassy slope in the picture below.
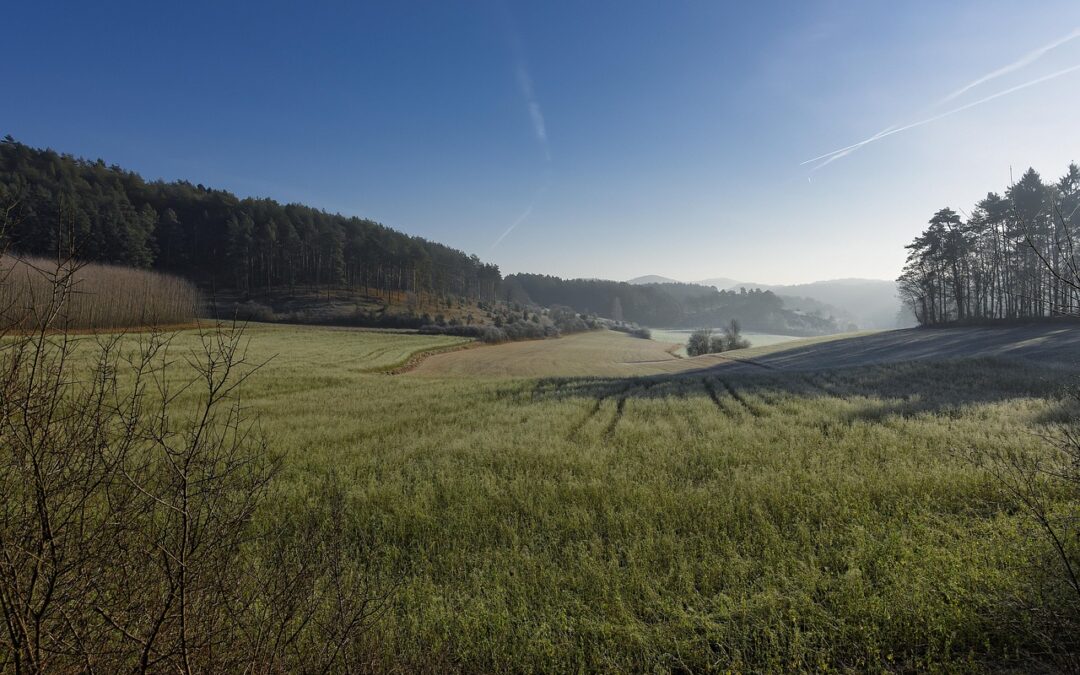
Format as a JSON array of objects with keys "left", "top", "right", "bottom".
[
  {"left": 82, "top": 323, "right": 1078, "bottom": 670},
  {"left": 414, "top": 326, "right": 1080, "bottom": 378},
  {"left": 411, "top": 329, "right": 868, "bottom": 378},
  {"left": 213, "top": 286, "right": 507, "bottom": 328},
  {"left": 410, "top": 329, "right": 686, "bottom": 377},
  {"left": 177, "top": 321, "right": 472, "bottom": 374}
]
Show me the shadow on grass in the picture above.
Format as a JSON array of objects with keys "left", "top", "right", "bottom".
[
  {"left": 747, "top": 325, "right": 1080, "bottom": 372},
  {"left": 518, "top": 356, "right": 1080, "bottom": 426}
]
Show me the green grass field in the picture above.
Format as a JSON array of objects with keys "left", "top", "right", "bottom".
[
  {"left": 162, "top": 321, "right": 473, "bottom": 374},
  {"left": 78, "top": 323, "right": 1079, "bottom": 671}
]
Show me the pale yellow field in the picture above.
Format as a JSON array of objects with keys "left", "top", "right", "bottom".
[
  {"left": 409, "top": 329, "right": 860, "bottom": 378},
  {"left": 410, "top": 330, "right": 684, "bottom": 377},
  {"left": 412, "top": 326, "right": 1080, "bottom": 378}
]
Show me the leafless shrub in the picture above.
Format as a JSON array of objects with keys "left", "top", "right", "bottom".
[
  {"left": 0, "top": 201, "right": 390, "bottom": 673},
  {"left": 961, "top": 408, "right": 1080, "bottom": 665},
  {"left": 233, "top": 471, "right": 400, "bottom": 673},
  {"left": 959, "top": 199, "right": 1080, "bottom": 665}
]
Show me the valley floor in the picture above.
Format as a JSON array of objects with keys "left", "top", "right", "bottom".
[
  {"left": 412, "top": 324, "right": 1080, "bottom": 377},
  {"left": 76, "top": 322, "right": 1080, "bottom": 670}
]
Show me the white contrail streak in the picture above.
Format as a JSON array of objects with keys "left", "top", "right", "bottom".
[
  {"left": 491, "top": 205, "right": 533, "bottom": 249},
  {"left": 803, "top": 62, "right": 1080, "bottom": 169},
  {"left": 492, "top": 184, "right": 549, "bottom": 249},
  {"left": 937, "top": 26, "right": 1080, "bottom": 106},
  {"left": 801, "top": 125, "right": 897, "bottom": 166}
]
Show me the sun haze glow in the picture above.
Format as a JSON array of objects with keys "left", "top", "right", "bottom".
[{"left": 3, "top": 1, "right": 1079, "bottom": 285}]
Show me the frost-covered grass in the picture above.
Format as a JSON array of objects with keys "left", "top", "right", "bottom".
[{"left": 74, "top": 323, "right": 1080, "bottom": 671}]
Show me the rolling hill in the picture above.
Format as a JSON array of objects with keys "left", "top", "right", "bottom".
[{"left": 626, "top": 275, "right": 681, "bottom": 285}]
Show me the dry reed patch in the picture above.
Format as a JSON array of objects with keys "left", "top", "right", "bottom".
[{"left": 0, "top": 255, "right": 200, "bottom": 329}]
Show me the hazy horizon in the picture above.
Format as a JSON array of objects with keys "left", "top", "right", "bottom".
[
  {"left": 627, "top": 274, "right": 898, "bottom": 287},
  {"left": 4, "top": 1, "right": 1080, "bottom": 285}
]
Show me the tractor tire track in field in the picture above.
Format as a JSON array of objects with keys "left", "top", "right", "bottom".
[
  {"left": 676, "top": 392, "right": 707, "bottom": 437},
  {"left": 701, "top": 378, "right": 731, "bottom": 415},
  {"left": 568, "top": 397, "right": 605, "bottom": 440},
  {"left": 603, "top": 380, "right": 655, "bottom": 440},
  {"left": 717, "top": 378, "right": 763, "bottom": 418},
  {"left": 568, "top": 382, "right": 633, "bottom": 441},
  {"left": 383, "top": 340, "right": 480, "bottom": 374},
  {"left": 603, "top": 395, "right": 628, "bottom": 440},
  {"left": 801, "top": 374, "right": 828, "bottom": 393}
]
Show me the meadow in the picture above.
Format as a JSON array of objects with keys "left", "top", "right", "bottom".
[
  {"left": 649, "top": 328, "right": 805, "bottom": 356},
  {"left": 66, "top": 322, "right": 1079, "bottom": 671},
  {"left": 173, "top": 322, "right": 473, "bottom": 374}
]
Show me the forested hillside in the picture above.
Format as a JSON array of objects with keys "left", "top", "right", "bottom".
[
  {"left": 899, "top": 164, "right": 1080, "bottom": 324},
  {"left": 0, "top": 137, "right": 501, "bottom": 301},
  {"left": 505, "top": 274, "right": 844, "bottom": 334},
  {"left": 1, "top": 137, "right": 848, "bottom": 337}
]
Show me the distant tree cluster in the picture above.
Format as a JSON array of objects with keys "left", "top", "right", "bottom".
[
  {"left": 505, "top": 273, "right": 843, "bottom": 335},
  {"left": 608, "top": 323, "right": 652, "bottom": 339},
  {"left": 899, "top": 164, "right": 1080, "bottom": 324},
  {"left": 419, "top": 303, "right": 596, "bottom": 343},
  {"left": 686, "top": 320, "right": 750, "bottom": 356},
  {"left": 678, "top": 287, "right": 806, "bottom": 332},
  {"left": 0, "top": 137, "right": 501, "bottom": 301},
  {"left": 503, "top": 274, "right": 688, "bottom": 325}
]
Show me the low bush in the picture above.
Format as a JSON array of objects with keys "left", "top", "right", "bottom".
[
  {"left": 610, "top": 323, "right": 652, "bottom": 339},
  {"left": 421, "top": 320, "right": 559, "bottom": 343},
  {"left": 232, "top": 300, "right": 276, "bottom": 322},
  {"left": 687, "top": 320, "right": 750, "bottom": 356}
]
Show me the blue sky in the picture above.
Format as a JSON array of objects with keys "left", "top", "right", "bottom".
[{"left": 4, "top": 1, "right": 1080, "bottom": 284}]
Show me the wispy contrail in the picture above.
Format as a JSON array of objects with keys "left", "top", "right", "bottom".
[
  {"left": 804, "top": 62, "right": 1080, "bottom": 169},
  {"left": 515, "top": 64, "right": 550, "bottom": 160},
  {"left": 801, "top": 125, "right": 897, "bottom": 167},
  {"left": 937, "top": 26, "right": 1080, "bottom": 106},
  {"left": 491, "top": 185, "right": 549, "bottom": 249},
  {"left": 498, "top": 1, "right": 551, "bottom": 161},
  {"left": 492, "top": 204, "right": 534, "bottom": 249}
]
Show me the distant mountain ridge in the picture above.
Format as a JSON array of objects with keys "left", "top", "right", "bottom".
[{"left": 626, "top": 275, "right": 681, "bottom": 285}]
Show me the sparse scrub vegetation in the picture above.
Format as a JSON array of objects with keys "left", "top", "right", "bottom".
[
  {"left": 421, "top": 320, "right": 556, "bottom": 343},
  {"left": 608, "top": 321, "right": 652, "bottom": 339},
  {"left": 419, "top": 302, "right": 594, "bottom": 343}
]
